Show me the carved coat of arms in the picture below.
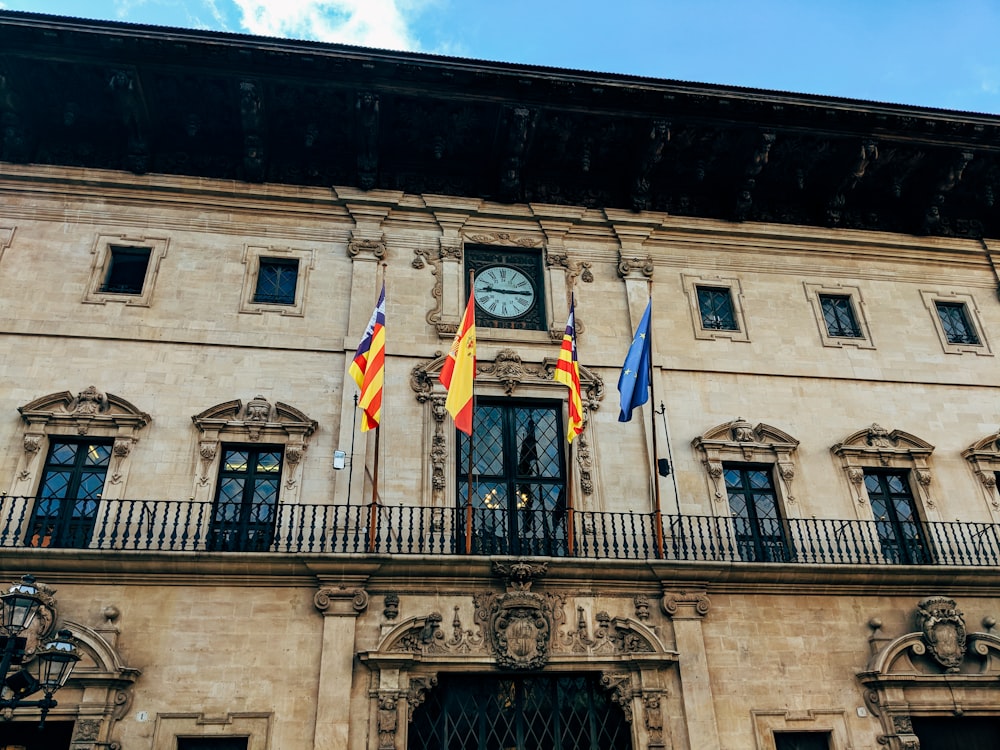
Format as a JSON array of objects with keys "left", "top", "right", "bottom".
[{"left": 916, "top": 596, "right": 966, "bottom": 672}]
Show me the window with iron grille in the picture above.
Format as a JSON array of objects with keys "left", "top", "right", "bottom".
[
  {"left": 819, "top": 294, "right": 862, "bottom": 338},
  {"left": 409, "top": 674, "right": 631, "bottom": 750},
  {"left": 253, "top": 258, "right": 299, "bottom": 305},
  {"left": 723, "top": 463, "right": 789, "bottom": 562},
  {"left": 696, "top": 286, "right": 739, "bottom": 331},
  {"left": 28, "top": 439, "right": 112, "bottom": 548},
  {"left": 863, "top": 469, "right": 930, "bottom": 564},
  {"left": 774, "top": 732, "right": 831, "bottom": 750},
  {"left": 100, "top": 245, "right": 151, "bottom": 294},
  {"left": 209, "top": 445, "right": 283, "bottom": 552},
  {"left": 458, "top": 401, "right": 567, "bottom": 556},
  {"left": 935, "top": 301, "right": 980, "bottom": 345}
]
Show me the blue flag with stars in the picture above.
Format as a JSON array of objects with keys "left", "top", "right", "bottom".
[{"left": 618, "top": 299, "right": 652, "bottom": 422}]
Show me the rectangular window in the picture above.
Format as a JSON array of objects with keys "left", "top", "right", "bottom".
[
  {"left": 253, "top": 258, "right": 299, "bottom": 305},
  {"left": 696, "top": 286, "right": 739, "bottom": 331},
  {"left": 100, "top": 245, "right": 151, "bottom": 294},
  {"left": 774, "top": 732, "right": 831, "bottom": 750},
  {"left": 177, "top": 739, "right": 250, "bottom": 750},
  {"left": 723, "top": 464, "right": 788, "bottom": 562},
  {"left": 458, "top": 401, "right": 566, "bottom": 556},
  {"left": 819, "top": 294, "right": 862, "bottom": 338},
  {"left": 209, "top": 445, "right": 283, "bottom": 552},
  {"left": 28, "top": 439, "right": 112, "bottom": 548},
  {"left": 935, "top": 301, "right": 980, "bottom": 345},
  {"left": 863, "top": 469, "right": 930, "bottom": 564}
]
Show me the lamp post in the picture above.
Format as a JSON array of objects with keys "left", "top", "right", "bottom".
[{"left": 0, "top": 575, "right": 80, "bottom": 728}]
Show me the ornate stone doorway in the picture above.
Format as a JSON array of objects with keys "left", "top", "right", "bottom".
[{"left": 408, "top": 673, "right": 631, "bottom": 750}]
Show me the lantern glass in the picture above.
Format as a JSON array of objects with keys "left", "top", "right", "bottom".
[
  {"left": 33, "top": 630, "right": 80, "bottom": 693},
  {"left": 0, "top": 575, "right": 43, "bottom": 635}
]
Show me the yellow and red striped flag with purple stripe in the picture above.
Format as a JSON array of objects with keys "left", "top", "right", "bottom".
[
  {"left": 553, "top": 295, "right": 584, "bottom": 442},
  {"left": 439, "top": 290, "right": 477, "bottom": 434},
  {"left": 349, "top": 283, "right": 386, "bottom": 432}
]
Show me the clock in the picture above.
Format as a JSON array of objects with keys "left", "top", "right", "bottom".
[{"left": 473, "top": 265, "right": 536, "bottom": 319}]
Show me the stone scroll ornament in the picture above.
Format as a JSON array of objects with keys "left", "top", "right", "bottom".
[{"left": 916, "top": 596, "right": 966, "bottom": 672}]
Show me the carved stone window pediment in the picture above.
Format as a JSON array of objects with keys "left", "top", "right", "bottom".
[
  {"left": 691, "top": 419, "right": 800, "bottom": 506},
  {"left": 190, "top": 395, "right": 317, "bottom": 502},
  {"left": 962, "top": 430, "right": 1000, "bottom": 514},
  {"left": 10, "top": 386, "right": 151, "bottom": 497},
  {"left": 832, "top": 423, "right": 935, "bottom": 510}
]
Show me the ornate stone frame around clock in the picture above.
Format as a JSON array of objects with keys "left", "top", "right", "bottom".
[
  {"left": 412, "top": 230, "right": 592, "bottom": 343},
  {"left": 190, "top": 395, "right": 318, "bottom": 509},
  {"left": 409, "top": 348, "right": 605, "bottom": 513},
  {"left": 858, "top": 596, "right": 1000, "bottom": 750},
  {"left": 961, "top": 429, "right": 1000, "bottom": 523}
]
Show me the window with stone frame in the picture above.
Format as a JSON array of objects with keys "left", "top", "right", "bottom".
[
  {"left": 84, "top": 234, "right": 168, "bottom": 307},
  {"left": 253, "top": 257, "right": 299, "bottom": 305},
  {"left": 723, "top": 463, "right": 789, "bottom": 562},
  {"left": 208, "top": 444, "right": 284, "bottom": 552},
  {"left": 920, "top": 290, "right": 991, "bottom": 356},
  {"left": 682, "top": 274, "right": 750, "bottom": 342},
  {"left": 239, "top": 245, "right": 315, "bottom": 316},
  {"left": 100, "top": 245, "right": 152, "bottom": 294},
  {"left": 803, "top": 282, "right": 875, "bottom": 350},
  {"left": 773, "top": 731, "right": 831, "bottom": 750}
]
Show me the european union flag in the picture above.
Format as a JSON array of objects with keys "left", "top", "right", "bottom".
[{"left": 618, "top": 299, "right": 652, "bottom": 422}]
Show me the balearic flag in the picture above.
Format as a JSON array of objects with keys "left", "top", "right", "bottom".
[
  {"left": 349, "top": 283, "right": 386, "bottom": 432},
  {"left": 553, "top": 295, "right": 584, "bottom": 442},
  {"left": 439, "top": 290, "right": 477, "bottom": 434},
  {"left": 617, "top": 298, "right": 652, "bottom": 422}
]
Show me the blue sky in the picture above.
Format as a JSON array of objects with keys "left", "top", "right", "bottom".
[{"left": 3, "top": 0, "right": 999, "bottom": 114}]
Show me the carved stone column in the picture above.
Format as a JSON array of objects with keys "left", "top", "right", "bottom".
[
  {"left": 662, "top": 590, "right": 720, "bottom": 750},
  {"left": 313, "top": 584, "right": 369, "bottom": 750}
]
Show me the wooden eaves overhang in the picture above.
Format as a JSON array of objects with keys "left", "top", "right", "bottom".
[{"left": 1, "top": 10, "right": 998, "bottom": 238}]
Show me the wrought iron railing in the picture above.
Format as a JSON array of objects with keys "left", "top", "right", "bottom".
[{"left": 3, "top": 495, "right": 1000, "bottom": 566}]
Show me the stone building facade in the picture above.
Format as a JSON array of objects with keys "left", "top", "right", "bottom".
[{"left": 1, "top": 10, "right": 1000, "bottom": 750}]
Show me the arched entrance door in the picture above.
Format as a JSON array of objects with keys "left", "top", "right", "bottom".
[{"left": 408, "top": 674, "right": 631, "bottom": 750}]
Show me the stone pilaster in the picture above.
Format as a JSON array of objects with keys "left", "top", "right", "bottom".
[
  {"left": 662, "top": 590, "right": 719, "bottom": 750},
  {"left": 313, "top": 584, "right": 369, "bottom": 750}
]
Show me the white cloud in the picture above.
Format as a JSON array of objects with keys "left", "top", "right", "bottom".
[{"left": 231, "top": 0, "right": 426, "bottom": 50}]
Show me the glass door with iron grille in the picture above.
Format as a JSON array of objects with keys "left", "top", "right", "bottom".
[
  {"left": 27, "top": 439, "right": 112, "bottom": 548},
  {"left": 208, "top": 446, "right": 282, "bottom": 552},
  {"left": 409, "top": 674, "right": 632, "bottom": 750},
  {"left": 458, "top": 401, "right": 567, "bottom": 556},
  {"left": 723, "top": 464, "right": 790, "bottom": 562},
  {"left": 863, "top": 469, "right": 930, "bottom": 564}
]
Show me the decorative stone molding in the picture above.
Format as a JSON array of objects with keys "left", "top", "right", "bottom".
[
  {"left": 832, "top": 424, "right": 935, "bottom": 510},
  {"left": 10, "top": 386, "right": 151, "bottom": 498},
  {"left": 633, "top": 594, "right": 651, "bottom": 620},
  {"left": 314, "top": 586, "right": 369, "bottom": 616},
  {"left": 150, "top": 713, "right": 270, "bottom": 750},
  {"left": 190, "top": 395, "right": 317, "bottom": 503},
  {"left": 661, "top": 591, "right": 711, "bottom": 619},
  {"left": 691, "top": 419, "right": 799, "bottom": 506},
  {"left": 383, "top": 592, "right": 400, "bottom": 620},
  {"left": 545, "top": 247, "right": 594, "bottom": 283},
  {"left": 0, "top": 225, "right": 14, "bottom": 264},
  {"left": 83, "top": 233, "right": 169, "bottom": 308},
  {"left": 465, "top": 231, "right": 542, "bottom": 247},
  {"left": 617, "top": 253, "right": 654, "bottom": 279},
  {"left": 962, "top": 429, "right": 1000, "bottom": 513},
  {"left": 348, "top": 237, "right": 388, "bottom": 259},
  {"left": 860, "top": 596, "right": 1000, "bottom": 750}
]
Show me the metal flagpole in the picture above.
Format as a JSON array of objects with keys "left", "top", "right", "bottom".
[
  {"left": 646, "top": 282, "right": 665, "bottom": 559},
  {"left": 367, "top": 263, "right": 386, "bottom": 553},
  {"left": 464, "top": 270, "right": 476, "bottom": 555}
]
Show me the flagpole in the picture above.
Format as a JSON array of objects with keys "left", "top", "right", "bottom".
[
  {"left": 464, "top": 270, "right": 475, "bottom": 555},
  {"left": 646, "top": 284, "right": 664, "bottom": 559},
  {"left": 566, "top": 435, "right": 576, "bottom": 556},
  {"left": 367, "top": 263, "right": 387, "bottom": 553}
]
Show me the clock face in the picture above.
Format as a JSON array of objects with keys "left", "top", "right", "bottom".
[{"left": 474, "top": 266, "right": 536, "bottom": 319}]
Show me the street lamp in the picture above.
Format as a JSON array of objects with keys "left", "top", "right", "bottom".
[{"left": 0, "top": 575, "right": 80, "bottom": 727}]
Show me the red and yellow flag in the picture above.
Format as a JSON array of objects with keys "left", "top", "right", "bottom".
[
  {"left": 553, "top": 294, "right": 584, "bottom": 442},
  {"left": 439, "top": 290, "right": 477, "bottom": 434},
  {"left": 349, "top": 284, "right": 386, "bottom": 432}
]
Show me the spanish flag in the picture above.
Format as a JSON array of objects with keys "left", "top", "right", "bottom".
[
  {"left": 440, "top": 290, "right": 477, "bottom": 434},
  {"left": 553, "top": 295, "right": 584, "bottom": 442},
  {"left": 349, "top": 283, "right": 386, "bottom": 432}
]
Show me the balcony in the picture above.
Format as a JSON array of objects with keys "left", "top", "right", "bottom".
[{"left": 2, "top": 495, "right": 999, "bottom": 566}]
